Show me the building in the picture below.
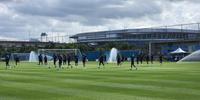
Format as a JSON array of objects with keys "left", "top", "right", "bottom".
[{"left": 70, "top": 24, "right": 200, "bottom": 55}]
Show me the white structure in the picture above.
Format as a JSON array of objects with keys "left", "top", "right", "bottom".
[
  {"left": 178, "top": 50, "right": 200, "bottom": 62},
  {"left": 170, "top": 48, "right": 187, "bottom": 54},
  {"left": 108, "top": 48, "right": 118, "bottom": 63},
  {"left": 29, "top": 51, "right": 38, "bottom": 62}
]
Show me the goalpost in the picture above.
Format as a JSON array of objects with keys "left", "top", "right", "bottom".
[{"left": 37, "top": 49, "right": 82, "bottom": 61}]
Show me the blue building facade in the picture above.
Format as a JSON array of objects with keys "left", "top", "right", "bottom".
[{"left": 70, "top": 25, "right": 200, "bottom": 57}]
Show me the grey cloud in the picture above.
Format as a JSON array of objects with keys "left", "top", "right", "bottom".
[
  {"left": 0, "top": 0, "right": 25, "bottom": 3},
  {"left": 167, "top": 0, "right": 200, "bottom": 3},
  {"left": 11, "top": 0, "right": 162, "bottom": 25},
  {"left": 0, "top": 0, "right": 199, "bottom": 40}
]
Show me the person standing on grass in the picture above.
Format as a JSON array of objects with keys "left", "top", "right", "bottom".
[
  {"left": 14, "top": 55, "right": 20, "bottom": 66},
  {"left": 146, "top": 55, "right": 150, "bottom": 64},
  {"left": 5, "top": 54, "right": 10, "bottom": 69},
  {"left": 58, "top": 55, "right": 63, "bottom": 69},
  {"left": 131, "top": 55, "right": 137, "bottom": 70},
  {"left": 74, "top": 55, "right": 79, "bottom": 67},
  {"left": 151, "top": 55, "right": 154, "bottom": 64},
  {"left": 53, "top": 54, "right": 57, "bottom": 68},
  {"left": 98, "top": 55, "right": 104, "bottom": 68},
  {"left": 67, "top": 54, "right": 73, "bottom": 68},
  {"left": 140, "top": 54, "right": 143, "bottom": 64},
  {"left": 38, "top": 54, "right": 43, "bottom": 65},
  {"left": 82, "top": 54, "right": 87, "bottom": 67},
  {"left": 63, "top": 54, "right": 67, "bottom": 65},
  {"left": 117, "top": 53, "right": 121, "bottom": 66},
  {"left": 136, "top": 55, "right": 140, "bottom": 65},
  {"left": 44, "top": 55, "right": 48, "bottom": 65},
  {"left": 159, "top": 54, "right": 163, "bottom": 65},
  {"left": 121, "top": 55, "right": 125, "bottom": 63}
]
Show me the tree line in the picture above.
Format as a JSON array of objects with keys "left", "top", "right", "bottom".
[{"left": 0, "top": 42, "right": 147, "bottom": 56}]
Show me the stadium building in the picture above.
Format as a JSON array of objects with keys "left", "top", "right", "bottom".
[{"left": 70, "top": 23, "right": 200, "bottom": 56}]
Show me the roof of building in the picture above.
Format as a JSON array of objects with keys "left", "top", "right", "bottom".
[{"left": 70, "top": 28, "right": 200, "bottom": 38}]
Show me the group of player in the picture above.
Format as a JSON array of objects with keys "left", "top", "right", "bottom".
[
  {"left": 3, "top": 53, "right": 163, "bottom": 70},
  {"left": 4, "top": 54, "right": 20, "bottom": 69},
  {"left": 37, "top": 53, "right": 87, "bottom": 69},
  {"left": 98, "top": 53, "right": 163, "bottom": 70}
]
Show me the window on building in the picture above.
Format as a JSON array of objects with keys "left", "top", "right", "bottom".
[
  {"left": 188, "top": 34, "right": 197, "bottom": 39},
  {"left": 106, "top": 34, "right": 117, "bottom": 38},
  {"left": 78, "top": 36, "right": 87, "bottom": 40}
]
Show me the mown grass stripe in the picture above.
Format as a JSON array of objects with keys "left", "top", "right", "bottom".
[{"left": 0, "top": 62, "right": 200, "bottom": 100}]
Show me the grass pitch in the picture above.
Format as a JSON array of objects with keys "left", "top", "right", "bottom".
[{"left": 0, "top": 61, "right": 200, "bottom": 100}]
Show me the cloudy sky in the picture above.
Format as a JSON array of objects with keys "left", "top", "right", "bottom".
[{"left": 0, "top": 0, "right": 200, "bottom": 41}]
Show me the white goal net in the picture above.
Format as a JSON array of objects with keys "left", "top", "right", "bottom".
[{"left": 37, "top": 49, "right": 82, "bottom": 61}]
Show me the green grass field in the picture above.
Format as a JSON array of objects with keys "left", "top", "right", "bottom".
[{"left": 0, "top": 61, "right": 200, "bottom": 100}]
